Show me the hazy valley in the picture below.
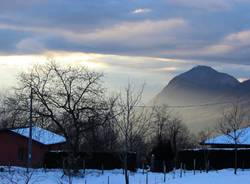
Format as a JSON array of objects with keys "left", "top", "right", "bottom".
[{"left": 153, "top": 66, "right": 250, "bottom": 133}]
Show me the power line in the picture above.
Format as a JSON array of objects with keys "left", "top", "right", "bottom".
[{"left": 136, "top": 98, "right": 250, "bottom": 109}]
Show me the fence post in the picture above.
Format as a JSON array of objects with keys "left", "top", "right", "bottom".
[
  {"left": 102, "top": 163, "right": 104, "bottom": 175},
  {"left": 83, "top": 160, "right": 86, "bottom": 177},
  {"left": 150, "top": 154, "right": 155, "bottom": 172},
  {"left": 8, "top": 163, "right": 11, "bottom": 174},
  {"left": 207, "top": 160, "right": 209, "bottom": 173},
  {"left": 163, "top": 161, "right": 166, "bottom": 182},
  {"left": 193, "top": 159, "right": 196, "bottom": 175},
  {"left": 142, "top": 162, "right": 145, "bottom": 175},
  {"left": 108, "top": 176, "right": 110, "bottom": 184},
  {"left": 146, "top": 171, "right": 148, "bottom": 184},
  {"left": 180, "top": 163, "right": 183, "bottom": 178},
  {"left": 62, "top": 158, "right": 65, "bottom": 175}
]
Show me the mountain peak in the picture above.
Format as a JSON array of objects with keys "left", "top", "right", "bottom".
[
  {"left": 184, "top": 65, "right": 219, "bottom": 78},
  {"left": 165, "top": 65, "right": 239, "bottom": 92},
  {"left": 192, "top": 65, "right": 214, "bottom": 71},
  {"left": 188, "top": 65, "right": 220, "bottom": 75}
]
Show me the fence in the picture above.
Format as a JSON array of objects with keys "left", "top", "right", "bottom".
[
  {"left": 43, "top": 151, "right": 137, "bottom": 171},
  {"left": 178, "top": 149, "right": 250, "bottom": 170}
]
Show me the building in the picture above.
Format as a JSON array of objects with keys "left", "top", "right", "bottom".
[
  {"left": 0, "top": 126, "right": 66, "bottom": 167},
  {"left": 178, "top": 127, "right": 250, "bottom": 170},
  {"left": 203, "top": 127, "right": 250, "bottom": 148}
]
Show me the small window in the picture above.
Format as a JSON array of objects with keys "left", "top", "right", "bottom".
[{"left": 18, "top": 148, "right": 27, "bottom": 161}]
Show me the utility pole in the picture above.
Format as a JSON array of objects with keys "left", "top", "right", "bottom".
[{"left": 27, "top": 87, "right": 33, "bottom": 172}]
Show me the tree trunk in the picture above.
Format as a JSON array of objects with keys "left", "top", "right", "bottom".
[
  {"left": 234, "top": 144, "right": 237, "bottom": 175},
  {"left": 124, "top": 152, "right": 129, "bottom": 184}
]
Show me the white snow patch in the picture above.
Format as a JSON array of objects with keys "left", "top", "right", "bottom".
[
  {"left": 11, "top": 126, "right": 66, "bottom": 145},
  {"left": 0, "top": 167, "right": 249, "bottom": 184},
  {"left": 205, "top": 127, "right": 250, "bottom": 145}
]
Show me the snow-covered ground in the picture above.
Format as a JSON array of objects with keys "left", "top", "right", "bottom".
[{"left": 0, "top": 167, "right": 249, "bottom": 184}]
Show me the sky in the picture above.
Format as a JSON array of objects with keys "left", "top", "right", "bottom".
[{"left": 1, "top": 0, "right": 250, "bottom": 101}]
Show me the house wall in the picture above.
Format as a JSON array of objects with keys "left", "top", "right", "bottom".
[
  {"left": 48, "top": 142, "right": 66, "bottom": 151},
  {"left": 0, "top": 130, "right": 48, "bottom": 167}
]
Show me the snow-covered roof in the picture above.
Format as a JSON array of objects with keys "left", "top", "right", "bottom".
[
  {"left": 205, "top": 127, "right": 250, "bottom": 145},
  {"left": 11, "top": 126, "right": 66, "bottom": 145}
]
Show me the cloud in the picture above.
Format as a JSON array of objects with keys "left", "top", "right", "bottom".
[
  {"left": 0, "top": 18, "right": 189, "bottom": 53},
  {"left": 82, "top": 18, "right": 189, "bottom": 45},
  {"left": 166, "top": 0, "right": 231, "bottom": 10},
  {"left": 16, "top": 38, "right": 45, "bottom": 53},
  {"left": 0, "top": 0, "right": 250, "bottom": 67},
  {"left": 238, "top": 77, "right": 249, "bottom": 82},
  {"left": 132, "top": 8, "right": 151, "bottom": 14},
  {"left": 200, "top": 30, "right": 250, "bottom": 57},
  {"left": 202, "top": 44, "right": 234, "bottom": 55},
  {"left": 154, "top": 26, "right": 250, "bottom": 65},
  {"left": 1, "top": 51, "right": 250, "bottom": 102},
  {"left": 225, "top": 30, "right": 250, "bottom": 46}
]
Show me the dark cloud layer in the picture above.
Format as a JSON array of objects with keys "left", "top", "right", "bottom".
[{"left": 1, "top": 0, "right": 250, "bottom": 65}]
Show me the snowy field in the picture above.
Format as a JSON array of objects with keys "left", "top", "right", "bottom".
[{"left": 0, "top": 167, "right": 249, "bottom": 184}]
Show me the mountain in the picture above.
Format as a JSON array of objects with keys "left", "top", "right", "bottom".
[
  {"left": 166, "top": 65, "right": 239, "bottom": 91},
  {"left": 153, "top": 65, "right": 250, "bottom": 133},
  {"left": 239, "top": 79, "right": 250, "bottom": 92}
]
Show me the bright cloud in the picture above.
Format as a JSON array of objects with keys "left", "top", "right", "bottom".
[
  {"left": 226, "top": 30, "right": 250, "bottom": 46},
  {"left": 83, "top": 18, "right": 189, "bottom": 44},
  {"left": 238, "top": 78, "right": 249, "bottom": 82},
  {"left": 200, "top": 29, "right": 250, "bottom": 56},
  {"left": 132, "top": 8, "right": 151, "bottom": 14},
  {"left": 0, "top": 18, "right": 189, "bottom": 53}
]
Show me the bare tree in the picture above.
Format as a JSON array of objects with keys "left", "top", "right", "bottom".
[
  {"left": 151, "top": 105, "right": 171, "bottom": 144},
  {"left": 198, "top": 128, "right": 212, "bottom": 172},
  {"left": 0, "top": 92, "right": 29, "bottom": 128},
  {"left": 13, "top": 61, "right": 116, "bottom": 172},
  {"left": 115, "top": 82, "right": 152, "bottom": 184},
  {"left": 151, "top": 104, "right": 193, "bottom": 169},
  {"left": 217, "top": 102, "right": 250, "bottom": 175},
  {"left": 198, "top": 128, "right": 212, "bottom": 145},
  {"left": 83, "top": 107, "right": 119, "bottom": 152},
  {"left": 152, "top": 106, "right": 192, "bottom": 155},
  {"left": 166, "top": 117, "right": 192, "bottom": 161}
]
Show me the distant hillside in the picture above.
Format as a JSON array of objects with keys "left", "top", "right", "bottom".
[{"left": 153, "top": 66, "right": 250, "bottom": 133}]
